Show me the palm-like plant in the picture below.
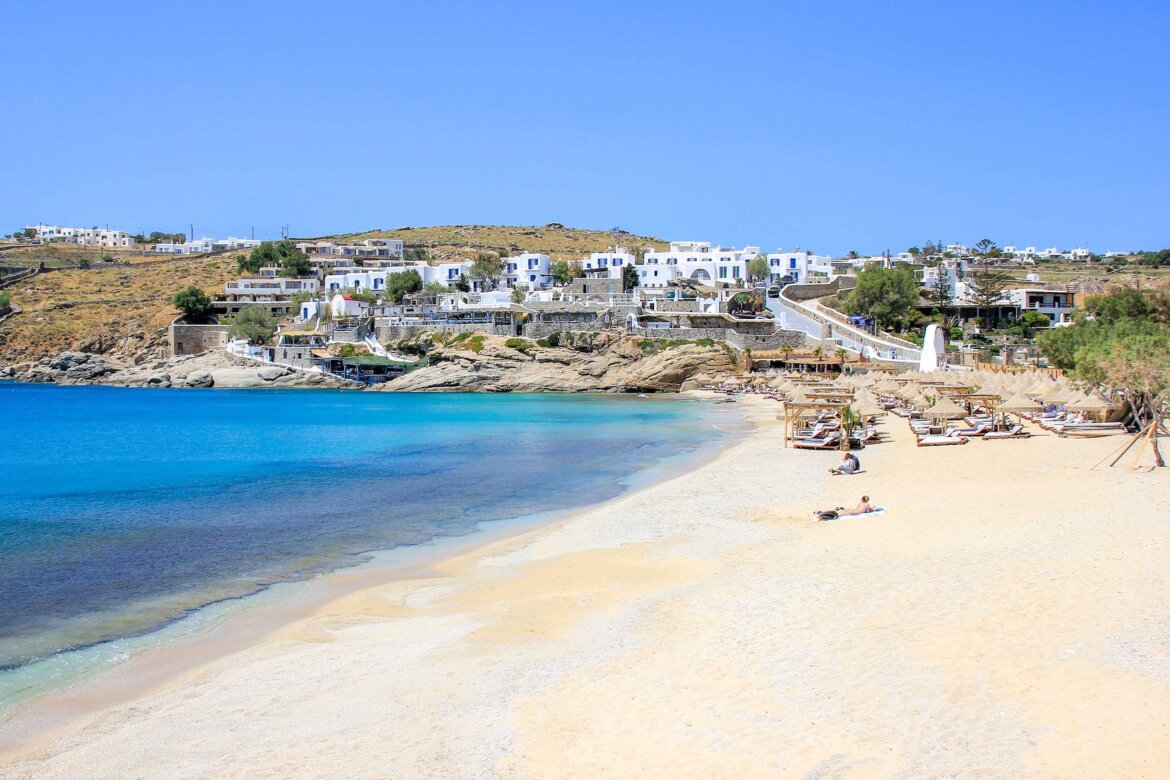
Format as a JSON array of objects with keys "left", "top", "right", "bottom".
[{"left": 839, "top": 403, "right": 861, "bottom": 451}]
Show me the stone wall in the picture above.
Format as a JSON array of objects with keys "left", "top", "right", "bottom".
[
  {"left": 724, "top": 329, "right": 808, "bottom": 351},
  {"left": 784, "top": 278, "right": 850, "bottom": 301},
  {"left": 169, "top": 322, "right": 230, "bottom": 356},
  {"left": 377, "top": 323, "right": 514, "bottom": 343}
]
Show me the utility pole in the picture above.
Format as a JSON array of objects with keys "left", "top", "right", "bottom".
[
  {"left": 190, "top": 224, "right": 194, "bottom": 243},
  {"left": 251, "top": 226, "right": 254, "bottom": 240},
  {"left": 281, "top": 224, "right": 289, "bottom": 240}
]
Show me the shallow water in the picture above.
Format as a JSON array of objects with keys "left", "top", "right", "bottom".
[{"left": 0, "top": 384, "right": 730, "bottom": 677}]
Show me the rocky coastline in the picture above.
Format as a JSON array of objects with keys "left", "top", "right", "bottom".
[{"left": 1, "top": 334, "right": 741, "bottom": 393}]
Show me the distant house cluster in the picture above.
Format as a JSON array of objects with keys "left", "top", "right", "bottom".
[
  {"left": 22, "top": 224, "right": 135, "bottom": 248},
  {"left": 153, "top": 236, "right": 262, "bottom": 255}
]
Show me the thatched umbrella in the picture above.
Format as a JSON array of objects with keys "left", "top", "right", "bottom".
[
  {"left": 1070, "top": 391, "right": 1117, "bottom": 421},
  {"left": 925, "top": 395, "right": 967, "bottom": 420}
]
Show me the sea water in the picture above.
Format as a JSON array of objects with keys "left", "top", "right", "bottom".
[{"left": 0, "top": 383, "right": 734, "bottom": 701}]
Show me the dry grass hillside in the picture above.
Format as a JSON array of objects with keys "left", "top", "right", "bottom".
[
  {"left": 322, "top": 224, "right": 669, "bottom": 262},
  {"left": 1, "top": 253, "right": 237, "bottom": 363},
  {"left": 0, "top": 224, "right": 668, "bottom": 365}
]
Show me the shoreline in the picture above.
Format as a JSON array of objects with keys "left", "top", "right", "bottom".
[
  {"left": 4, "top": 398, "right": 1169, "bottom": 777},
  {"left": 0, "top": 392, "right": 750, "bottom": 758}
]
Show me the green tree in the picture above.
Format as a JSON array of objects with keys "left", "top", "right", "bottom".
[
  {"left": 278, "top": 251, "right": 311, "bottom": 277},
  {"left": 747, "top": 256, "right": 769, "bottom": 283},
  {"left": 927, "top": 270, "right": 952, "bottom": 308},
  {"left": 973, "top": 238, "right": 1001, "bottom": 258},
  {"left": 385, "top": 269, "right": 423, "bottom": 303},
  {"left": 469, "top": 252, "right": 505, "bottom": 287},
  {"left": 550, "top": 259, "right": 574, "bottom": 286},
  {"left": 228, "top": 306, "right": 276, "bottom": 344},
  {"left": 172, "top": 286, "right": 213, "bottom": 322},
  {"left": 843, "top": 266, "right": 921, "bottom": 330},
  {"left": 1013, "top": 310, "right": 1052, "bottom": 337},
  {"left": 403, "top": 247, "right": 429, "bottom": 263},
  {"left": 907, "top": 246, "right": 922, "bottom": 257},
  {"left": 622, "top": 263, "right": 639, "bottom": 291},
  {"left": 965, "top": 267, "right": 1013, "bottom": 327},
  {"left": 423, "top": 281, "right": 451, "bottom": 292},
  {"left": 511, "top": 286, "right": 527, "bottom": 303}
]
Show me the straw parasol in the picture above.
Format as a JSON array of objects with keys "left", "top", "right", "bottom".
[
  {"left": 999, "top": 392, "right": 1042, "bottom": 414},
  {"left": 924, "top": 395, "right": 967, "bottom": 420}
]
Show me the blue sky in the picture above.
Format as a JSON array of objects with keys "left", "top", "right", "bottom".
[{"left": 2, "top": 0, "right": 1167, "bottom": 255}]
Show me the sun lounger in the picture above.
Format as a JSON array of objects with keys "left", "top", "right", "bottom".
[
  {"left": 916, "top": 430, "right": 969, "bottom": 447},
  {"left": 793, "top": 434, "right": 840, "bottom": 449},
  {"left": 984, "top": 424, "right": 1030, "bottom": 439},
  {"left": 948, "top": 423, "right": 993, "bottom": 438}
]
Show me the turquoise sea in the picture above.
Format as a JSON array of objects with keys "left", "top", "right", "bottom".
[{"left": 0, "top": 383, "right": 734, "bottom": 703}]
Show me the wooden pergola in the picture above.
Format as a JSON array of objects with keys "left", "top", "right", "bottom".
[{"left": 781, "top": 401, "right": 846, "bottom": 448}]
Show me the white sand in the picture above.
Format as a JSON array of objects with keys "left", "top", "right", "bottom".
[{"left": 2, "top": 400, "right": 1169, "bottom": 779}]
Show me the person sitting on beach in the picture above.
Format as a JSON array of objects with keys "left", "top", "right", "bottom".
[
  {"left": 815, "top": 495, "right": 873, "bottom": 521},
  {"left": 830, "top": 452, "right": 860, "bottom": 475}
]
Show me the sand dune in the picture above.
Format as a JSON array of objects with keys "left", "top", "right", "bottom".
[{"left": 3, "top": 399, "right": 1168, "bottom": 779}]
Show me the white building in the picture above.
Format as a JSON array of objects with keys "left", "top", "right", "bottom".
[
  {"left": 296, "top": 238, "right": 404, "bottom": 259},
  {"left": 26, "top": 224, "right": 134, "bottom": 248},
  {"left": 764, "top": 250, "right": 836, "bottom": 283},
  {"left": 639, "top": 241, "right": 759, "bottom": 286},
  {"left": 224, "top": 277, "right": 319, "bottom": 297},
  {"left": 1005, "top": 287, "right": 1075, "bottom": 325},
  {"left": 504, "top": 253, "right": 552, "bottom": 290},
  {"left": 324, "top": 262, "right": 471, "bottom": 293},
  {"left": 581, "top": 247, "right": 636, "bottom": 280}
]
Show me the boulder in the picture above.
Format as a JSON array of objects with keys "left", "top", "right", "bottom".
[
  {"left": 146, "top": 373, "right": 171, "bottom": 387},
  {"left": 184, "top": 370, "right": 214, "bottom": 388},
  {"left": 257, "top": 366, "right": 289, "bottom": 382}
]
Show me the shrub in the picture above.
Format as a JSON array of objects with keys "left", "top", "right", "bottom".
[
  {"left": 505, "top": 337, "right": 532, "bottom": 352},
  {"left": 337, "top": 343, "right": 357, "bottom": 357},
  {"left": 466, "top": 335, "right": 485, "bottom": 353},
  {"left": 545, "top": 332, "right": 561, "bottom": 347},
  {"left": 0, "top": 291, "right": 10, "bottom": 308}
]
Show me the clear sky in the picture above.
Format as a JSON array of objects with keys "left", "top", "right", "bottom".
[{"left": 2, "top": 0, "right": 1167, "bottom": 255}]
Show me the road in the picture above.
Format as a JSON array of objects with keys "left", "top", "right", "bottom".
[{"left": 767, "top": 289, "right": 922, "bottom": 365}]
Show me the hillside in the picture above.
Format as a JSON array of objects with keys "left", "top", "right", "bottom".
[
  {"left": 0, "top": 225, "right": 665, "bottom": 365},
  {"left": 0, "top": 253, "right": 238, "bottom": 364},
  {"left": 319, "top": 224, "right": 669, "bottom": 262}
]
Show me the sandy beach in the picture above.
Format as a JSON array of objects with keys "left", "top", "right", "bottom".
[{"left": 2, "top": 397, "right": 1169, "bottom": 779}]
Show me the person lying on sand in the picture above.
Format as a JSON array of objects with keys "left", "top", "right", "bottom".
[
  {"left": 829, "top": 452, "right": 859, "bottom": 475},
  {"left": 816, "top": 496, "right": 874, "bottom": 521}
]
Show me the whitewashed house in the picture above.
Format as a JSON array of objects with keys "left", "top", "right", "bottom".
[
  {"left": 324, "top": 261, "right": 471, "bottom": 293},
  {"left": 582, "top": 247, "right": 636, "bottom": 279},
  {"left": 26, "top": 224, "right": 134, "bottom": 247},
  {"left": 504, "top": 253, "right": 552, "bottom": 290},
  {"left": 764, "top": 250, "right": 836, "bottom": 283},
  {"left": 640, "top": 241, "right": 759, "bottom": 286}
]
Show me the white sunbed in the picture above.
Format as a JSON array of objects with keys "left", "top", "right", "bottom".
[{"left": 916, "top": 430, "right": 969, "bottom": 447}]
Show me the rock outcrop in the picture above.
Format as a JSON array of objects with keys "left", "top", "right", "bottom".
[
  {"left": 5, "top": 351, "right": 358, "bottom": 390},
  {"left": 373, "top": 336, "right": 738, "bottom": 393},
  {"left": 3, "top": 335, "right": 742, "bottom": 393}
]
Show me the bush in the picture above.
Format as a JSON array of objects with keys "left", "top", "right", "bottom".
[
  {"left": 0, "top": 291, "right": 10, "bottom": 308},
  {"left": 545, "top": 332, "right": 561, "bottom": 347},
  {"left": 337, "top": 343, "right": 357, "bottom": 357},
  {"left": 466, "top": 335, "right": 485, "bottom": 353},
  {"left": 505, "top": 337, "right": 532, "bottom": 352}
]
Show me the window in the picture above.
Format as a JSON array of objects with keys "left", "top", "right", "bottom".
[
  {"left": 719, "top": 267, "right": 728, "bottom": 279},
  {"left": 790, "top": 259, "right": 797, "bottom": 268}
]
